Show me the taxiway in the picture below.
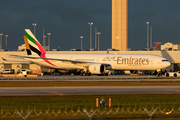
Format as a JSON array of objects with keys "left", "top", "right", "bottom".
[{"left": 0, "top": 86, "right": 180, "bottom": 96}]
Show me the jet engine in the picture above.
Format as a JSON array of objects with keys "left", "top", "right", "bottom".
[{"left": 88, "top": 63, "right": 112, "bottom": 74}]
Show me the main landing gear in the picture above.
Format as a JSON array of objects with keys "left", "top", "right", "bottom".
[
  {"left": 80, "top": 70, "right": 91, "bottom": 76},
  {"left": 80, "top": 70, "right": 108, "bottom": 76},
  {"left": 103, "top": 73, "right": 108, "bottom": 76}
]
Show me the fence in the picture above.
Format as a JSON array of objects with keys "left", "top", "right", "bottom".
[{"left": 0, "top": 100, "right": 180, "bottom": 119}]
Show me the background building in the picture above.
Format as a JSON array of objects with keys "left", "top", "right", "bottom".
[
  {"left": 112, "top": 0, "right": 128, "bottom": 51},
  {"left": 161, "top": 42, "right": 180, "bottom": 51}
]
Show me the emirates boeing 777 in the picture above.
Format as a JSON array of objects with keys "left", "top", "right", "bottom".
[{"left": 12, "top": 29, "right": 171, "bottom": 76}]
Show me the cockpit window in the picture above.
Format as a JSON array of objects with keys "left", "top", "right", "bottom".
[{"left": 162, "top": 60, "right": 168, "bottom": 62}]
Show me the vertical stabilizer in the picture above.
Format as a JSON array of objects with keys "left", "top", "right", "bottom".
[
  {"left": 25, "top": 29, "right": 46, "bottom": 57},
  {"left": 24, "top": 29, "right": 57, "bottom": 67}
]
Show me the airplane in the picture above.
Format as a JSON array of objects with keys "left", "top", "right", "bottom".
[{"left": 11, "top": 29, "right": 171, "bottom": 76}]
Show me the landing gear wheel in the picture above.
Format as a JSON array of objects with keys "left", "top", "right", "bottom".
[
  {"left": 85, "top": 72, "right": 91, "bottom": 76},
  {"left": 157, "top": 73, "right": 160, "bottom": 77},
  {"left": 166, "top": 73, "right": 169, "bottom": 77},
  {"left": 103, "top": 73, "right": 108, "bottom": 76},
  {"left": 83, "top": 72, "right": 86, "bottom": 76},
  {"left": 80, "top": 72, "right": 83, "bottom": 76}
]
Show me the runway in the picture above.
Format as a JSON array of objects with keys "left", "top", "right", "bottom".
[{"left": 1, "top": 86, "right": 180, "bottom": 96}]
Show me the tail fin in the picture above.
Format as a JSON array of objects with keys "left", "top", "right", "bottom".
[{"left": 25, "top": 29, "right": 46, "bottom": 57}]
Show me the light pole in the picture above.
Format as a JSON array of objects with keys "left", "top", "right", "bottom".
[
  {"left": 32, "top": 23, "right": 37, "bottom": 37},
  {"left": 88, "top": 22, "right": 93, "bottom": 51},
  {"left": 47, "top": 33, "right": 51, "bottom": 51},
  {"left": 97, "top": 32, "right": 101, "bottom": 51},
  {"left": 146, "top": 22, "right": 149, "bottom": 51},
  {"left": 0, "top": 34, "right": 3, "bottom": 50},
  {"left": 43, "top": 36, "right": 47, "bottom": 47},
  {"left": 150, "top": 26, "right": 152, "bottom": 49},
  {"left": 80, "top": 36, "right": 83, "bottom": 51},
  {"left": 95, "top": 27, "right": 97, "bottom": 50},
  {"left": 5, "top": 35, "right": 8, "bottom": 50}
]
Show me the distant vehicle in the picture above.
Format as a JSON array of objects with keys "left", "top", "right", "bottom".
[
  {"left": 21, "top": 69, "right": 31, "bottom": 74},
  {"left": 2, "top": 69, "right": 14, "bottom": 74},
  {"left": 165, "top": 71, "right": 180, "bottom": 77},
  {"left": 31, "top": 69, "right": 42, "bottom": 75}
]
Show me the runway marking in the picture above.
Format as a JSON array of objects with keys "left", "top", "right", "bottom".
[
  {"left": 170, "top": 89, "right": 180, "bottom": 92},
  {"left": 44, "top": 91, "right": 66, "bottom": 96}
]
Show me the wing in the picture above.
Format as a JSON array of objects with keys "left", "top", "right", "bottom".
[{"left": 10, "top": 54, "right": 111, "bottom": 68}]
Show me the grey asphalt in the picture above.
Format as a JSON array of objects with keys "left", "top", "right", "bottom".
[
  {"left": 0, "top": 86, "right": 180, "bottom": 96},
  {"left": 1, "top": 74, "right": 180, "bottom": 81},
  {"left": 0, "top": 79, "right": 180, "bottom": 81}
]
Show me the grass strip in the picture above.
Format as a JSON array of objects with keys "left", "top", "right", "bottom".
[{"left": 0, "top": 95, "right": 180, "bottom": 119}]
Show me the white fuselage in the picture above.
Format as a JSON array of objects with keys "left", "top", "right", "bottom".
[{"left": 26, "top": 53, "right": 170, "bottom": 71}]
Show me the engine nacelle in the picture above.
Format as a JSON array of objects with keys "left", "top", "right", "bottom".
[{"left": 88, "top": 63, "right": 105, "bottom": 74}]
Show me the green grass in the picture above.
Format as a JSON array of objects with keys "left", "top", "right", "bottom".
[{"left": 1, "top": 95, "right": 180, "bottom": 119}]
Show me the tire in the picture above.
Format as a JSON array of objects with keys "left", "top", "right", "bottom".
[
  {"left": 83, "top": 72, "right": 86, "bottom": 76},
  {"left": 174, "top": 73, "right": 177, "bottom": 77},
  {"left": 80, "top": 72, "right": 83, "bottom": 76},
  {"left": 103, "top": 73, "right": 108, "bottom": 76},
  {"left": 166, "top": 73, "right": 169, "bottom": 77},
  {"left": 157, "top": 73, "right": 160, "bottom": 77}
]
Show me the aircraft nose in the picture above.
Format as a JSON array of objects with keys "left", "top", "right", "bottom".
[{"left": 167, "top": 61, "right": 171, "bottom": 67}]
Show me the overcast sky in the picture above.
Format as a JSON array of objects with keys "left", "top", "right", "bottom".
[{"left": 0, "top": 0, "right": 180, "bottom": 51}]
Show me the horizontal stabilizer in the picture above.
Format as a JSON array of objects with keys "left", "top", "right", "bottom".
[
  {"left": 2, "top": 56, "right": 31, "bottom": 63},
  {"left": 1, "top": 57, "right": 7, "bottom": 61}
]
